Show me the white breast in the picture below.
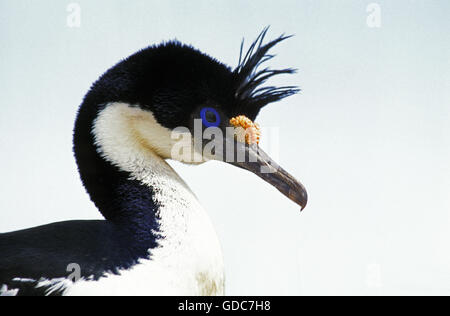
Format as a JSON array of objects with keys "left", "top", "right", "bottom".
[{"left": 65, "top": 102, "right": 224, "bottom": 296}]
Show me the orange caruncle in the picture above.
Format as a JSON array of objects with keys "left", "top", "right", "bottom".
[{"left": 229, "top": 115, "right": 261, "bottom": 145}]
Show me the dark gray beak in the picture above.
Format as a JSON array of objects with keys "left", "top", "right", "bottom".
[{"left": 226, "top": 140, "right": 308, "bottom": 211}]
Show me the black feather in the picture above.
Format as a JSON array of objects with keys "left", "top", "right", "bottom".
[{"left": 233, "top": 27, "right": 300, "bottom": 120}]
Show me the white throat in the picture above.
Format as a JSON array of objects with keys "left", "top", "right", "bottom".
[{"left": 68, "top": 102, "right": 224, "bottom": 296}]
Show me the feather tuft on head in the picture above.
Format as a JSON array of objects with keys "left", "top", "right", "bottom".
[{"left": 232, "top": 27, "right": 300, "bottom": 120}]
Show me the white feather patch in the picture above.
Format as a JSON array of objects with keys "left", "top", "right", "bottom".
[{"left": 0, "top": 284, "right": 19, "bottom": 296}]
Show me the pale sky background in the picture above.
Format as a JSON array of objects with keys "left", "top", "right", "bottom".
[{"left": 0, "top": 0, "right": 449, "bottom": 295}]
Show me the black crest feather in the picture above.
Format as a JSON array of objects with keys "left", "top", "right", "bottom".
[{"left": 233, "top": 27, "right": 300, "bottom": 120}]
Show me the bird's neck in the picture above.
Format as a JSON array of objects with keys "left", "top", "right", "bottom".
[
  {"left": 74, "top": 102, "right": 194, "bottom": 228},
  {"left": 75, "top": 101, "right": 218, "bottom": 240},
  {"left": 74, "top": 102, "right": 224, "bottom": 294}
]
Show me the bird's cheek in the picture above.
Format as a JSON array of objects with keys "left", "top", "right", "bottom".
[{"left": 168, "top": 129, "right": 208, "bottom": 164}]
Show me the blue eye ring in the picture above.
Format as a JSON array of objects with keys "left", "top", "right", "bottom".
[{"left": 200, "top": 107, "right": 221, "bottom": 128}]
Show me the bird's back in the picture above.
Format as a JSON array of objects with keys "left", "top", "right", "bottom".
[{"left": 0, "top": 220, "right": 150, "bottom": 296}]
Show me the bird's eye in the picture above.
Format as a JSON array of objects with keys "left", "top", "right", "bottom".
[
  {"left": 200, "top": 107, "right": 221, "bottom": 127},
  {"left": 205, "top": 111, "right": 216, "bottom": 123}
]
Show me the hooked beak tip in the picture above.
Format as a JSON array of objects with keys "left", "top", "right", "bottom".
[{"left": 289, "top": 187, "right": 308, "bottom": 212}]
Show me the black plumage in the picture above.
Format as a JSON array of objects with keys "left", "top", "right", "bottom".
[
  {"left": 0, "top": 221, "right": 152, "bottom": 295},
  {"left": 233, "top": 27, "right": 300, "bottom": 120}
]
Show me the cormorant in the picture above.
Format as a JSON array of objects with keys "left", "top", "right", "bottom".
[{"left": 0, "top": 28, "right": 307, "bottom": 296}]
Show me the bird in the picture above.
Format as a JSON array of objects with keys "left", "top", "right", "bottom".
[{"left": 0, "top": 28, "right": 307, "bottom": 296}]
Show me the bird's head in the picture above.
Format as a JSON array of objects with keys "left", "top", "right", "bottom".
[{"left": 89, "top": 28, "right": 307, "bottom": 210}]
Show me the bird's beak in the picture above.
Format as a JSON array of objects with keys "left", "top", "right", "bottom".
[{"left": 225, "top": 138, "right": 308, "bottom": 211}]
